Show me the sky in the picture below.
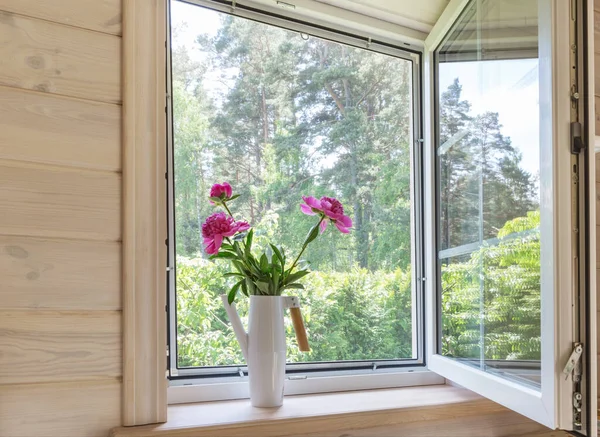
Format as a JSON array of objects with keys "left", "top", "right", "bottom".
[
  {"left": 171, "top": 0, "right": 541, "bottom": 178},
  {"left": 439, "top": 59, "right": 540, "bottom": 177}
]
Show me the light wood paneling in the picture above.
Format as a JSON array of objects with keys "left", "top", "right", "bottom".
[
  {"left": 0, "top": 0, "right": 124, "bottom": 434},
  {"left": 0, "top": 86, "right": 121, "bottom": 171},
  {"left": 0, "top": 11, "right": 121, "bottom": 103},
  {"left": 596, "top": 95, "right": 600, "bottom": 135},
  {"left": 0, "top": 310, "right": 121, "bottom": 384},
  {"left": 596, "top": 10, "right": 600, "bottom": 51},
  {"left": 0, "top": 380, "right": 121, "bottom": 437},
  {"left": 0, "top": 236, "right": 120, "bottom": 310},
  {"left": 0, "top": 0, "right": 122, "bottom": 35},
  {"left": 122, "top": 0, "right": 167, "bottom": 426},
  {"left": 0, "top": 162, "right": 121, "bottom": 241}
]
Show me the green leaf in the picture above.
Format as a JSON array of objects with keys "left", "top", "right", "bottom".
[
  {"left": 228, "top": 280, "right": 243, "bottom": 304},
  {"left": 269, "top": 244, "right": 283, "bottom": 265},
  {"left": 272, "top": 269, "right": 280, "bottom": 295},
  {"left": 265, "top": 245, "right": 273, "bottom": 264},
  {"left": 223, "top": 272, "right": 243, "bottom": 278},
  {"left": 209, "top": 196, "right": 222, "bottom": 203},
  {"left": 245, "top": 277, "right": 256, "bottom": 295},
  {"left": 256, "top": 280, "right": 270, "bottom": 294},
  {"left": 240, "top": 280, "right": 249, "bottom": 297},
  {"left": 259, "top": 254, "right": 269, "bottom": 273},
  {"left": 209, "top": 251, "right": 237, "bottom": 260},
  {"left": 284, "top": 283, "right": 305, "bottom": 290},
  {"left": 285, "top": 269, "right": 310, "bottom": 284},
  {"left": 301, "top": 222, "right": 320, "bottom": 248},
  {"left": 245, "top": 229, "right": 253, "bottom": 258},
  {"left": 228, "top": 194, "right": 241, "bottom": 201}
]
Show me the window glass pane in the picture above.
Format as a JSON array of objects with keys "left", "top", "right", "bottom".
[
  {"left": 171, "top": 1, "right": 417, "bottom": 368},
  {"left": 436, "top": 0, "right": 541, "bottom": 388}
]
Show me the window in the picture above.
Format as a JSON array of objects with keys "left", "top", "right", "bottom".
[
  {"left": 167, "top": 0, "right": 426, "bottom": 382},
  {"left": 435, "top": 0, "right": 541, "bottom": 388},
  {"left": 162, "top": 0, "right": 592, "bottom": 430},
  {"left": 425, "top": 0, "right": 591, "bottom": 431}
]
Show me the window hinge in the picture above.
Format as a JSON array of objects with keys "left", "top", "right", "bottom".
[{"left": 562, "top": 342, "right": 583, "bottom": 381}]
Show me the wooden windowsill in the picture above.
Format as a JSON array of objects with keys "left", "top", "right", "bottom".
[{"left": 109, "top": 384, "right": 552, "bottom": 437}]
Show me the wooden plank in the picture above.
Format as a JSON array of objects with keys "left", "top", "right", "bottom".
[
  {"left": 0, "top": 380, "right": 121, "bottom": 437},
  {"left": 296, "top": 412, "right": 556, "bottom": 437},
  {"left": 596, "top": 95, "right": 600, "bottom": 136},
  {"left": 0, "top": 11, "right": 120, "bottom": 103},
  {"left": 0, "top": 310, "right": 121, "bottom": 383},
  {"left": 0, "top": 161, "right": 121, "bottom": 241},
  {"left": 0, "top": 86, "right": 121, "bottom": 171},
  {"left": 110, "top": 386, "right": 551, "bottom": 437},
  {"left": 596, "top": 10, "right": 600, "bottom": 51},
  {"left": 0, "top": 0, "right": 122, "bottom": 35},
  {"left": 597, "top": 225, "right": 600, "bottom": 269},
  {"left": 596, "top": 182, "right": 600, "bottom": 230},
  {"left": 0, "top": 236, "right": 121, "bottom": 310},
  {"left": 122, "top": 0, "right": 168, "bottom": 426}
]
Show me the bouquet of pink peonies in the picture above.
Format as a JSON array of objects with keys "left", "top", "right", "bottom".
[{"left": 202, "top": 182, "right": 352, "bottom": 304}]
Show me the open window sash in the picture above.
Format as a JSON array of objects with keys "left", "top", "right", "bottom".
[{"left": 424, "top": 0, "right": 596, "bottom": 433}]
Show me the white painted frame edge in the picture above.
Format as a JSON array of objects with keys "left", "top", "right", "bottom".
[
  {"left": 168, "top": 370, "right": 444, "bottom": 404},
  {"left": 584, "top": 0, "right": 597, "bottom": 434},
  {"left": 423, "top": 0, "right": 575, "bottom": 430},
  {"left": 180, "top": 0, "right": 427, "bottom": 47}
]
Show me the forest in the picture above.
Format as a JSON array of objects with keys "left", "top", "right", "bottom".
[{"left": 171, "top": 8, "right": 541, "bottom": 368}]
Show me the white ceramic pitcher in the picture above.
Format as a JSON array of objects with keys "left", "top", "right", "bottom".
[{"left": 221, "top": 295, "right": 309, "bottom": 407}]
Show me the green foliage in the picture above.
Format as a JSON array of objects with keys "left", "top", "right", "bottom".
[
  {"left": 176, "top": 257, "right": 413, "bottom": 367},
  {"left": 441, "top": 212, "right": 541, "bottom": 361}
]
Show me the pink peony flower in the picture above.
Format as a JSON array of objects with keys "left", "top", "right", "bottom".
[
  {"left": 209, "top": 182, "right": 233, "bottom": 204},
  {"left": 300, "top": 196, "right": 353, "bottom": 234},
  {"left": 201, "top": 212, "right": 250, "bottom": 254}
]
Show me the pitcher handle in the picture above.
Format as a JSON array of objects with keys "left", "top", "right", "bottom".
[{"left": 283, "top": 296, "right": 310, "bottom": 352}]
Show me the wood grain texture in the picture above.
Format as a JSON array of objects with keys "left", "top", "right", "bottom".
[
  {"left": 0, "top": 11, "right": 120, "bottom": 103},
  {"left": 295, "top": 412, "right": 563, "bottom": 437},
  {"left": 595, "top": 10, "right": 600, "bottom": 53},
  {"left": 110, "top": 386, "right": 558, "bottom": 437},
  {"left": 0, "top": 310, "right": 121, "bottom": 384},
  {"left": 0, "top": 380, "right": 121, "bottom": 437},
  {"left": 0, "top": 161, "right": 121, "bottom": 241},
  {"left": 122, "top": 0, "right": 168, "bottom": 426},
  {"left": 596, "top": 95, "right": 600, "bottom": 135},
  {"left": 0, "top": 236, "right": 121, "bottom": 310},
  {"left": 0, "top": 86, "right": 121, "bottom": 171},
  {"left": 0, "top": 0, "right": 122, "bottom": 35}
]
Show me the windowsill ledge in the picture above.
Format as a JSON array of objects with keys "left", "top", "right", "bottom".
[{"left": 109, "top": 384, "right": 552, "bottom": 437}]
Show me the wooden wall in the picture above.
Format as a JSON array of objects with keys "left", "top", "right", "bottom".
[{"left": 0, "top": 1, "right": 122, "bottom": 436}]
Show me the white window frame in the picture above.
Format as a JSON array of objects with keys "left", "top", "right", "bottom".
[
  {"left": 423, "top": 0, "right": 595, "bottom": 432},
  {"left": 165, "top": 0, "right": 446, "bottom": 404}
]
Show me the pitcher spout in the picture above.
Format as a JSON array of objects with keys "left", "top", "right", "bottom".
[{"left": 221, "top": 295, "right": 249, "bottom": 361}]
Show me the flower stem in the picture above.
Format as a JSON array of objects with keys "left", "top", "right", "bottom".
[
  {"left": 222, "top": 201, "right": 234, "bottom": 219},
  {"left": 289, "top": 217, "right": 324, "bottom": 274}
]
